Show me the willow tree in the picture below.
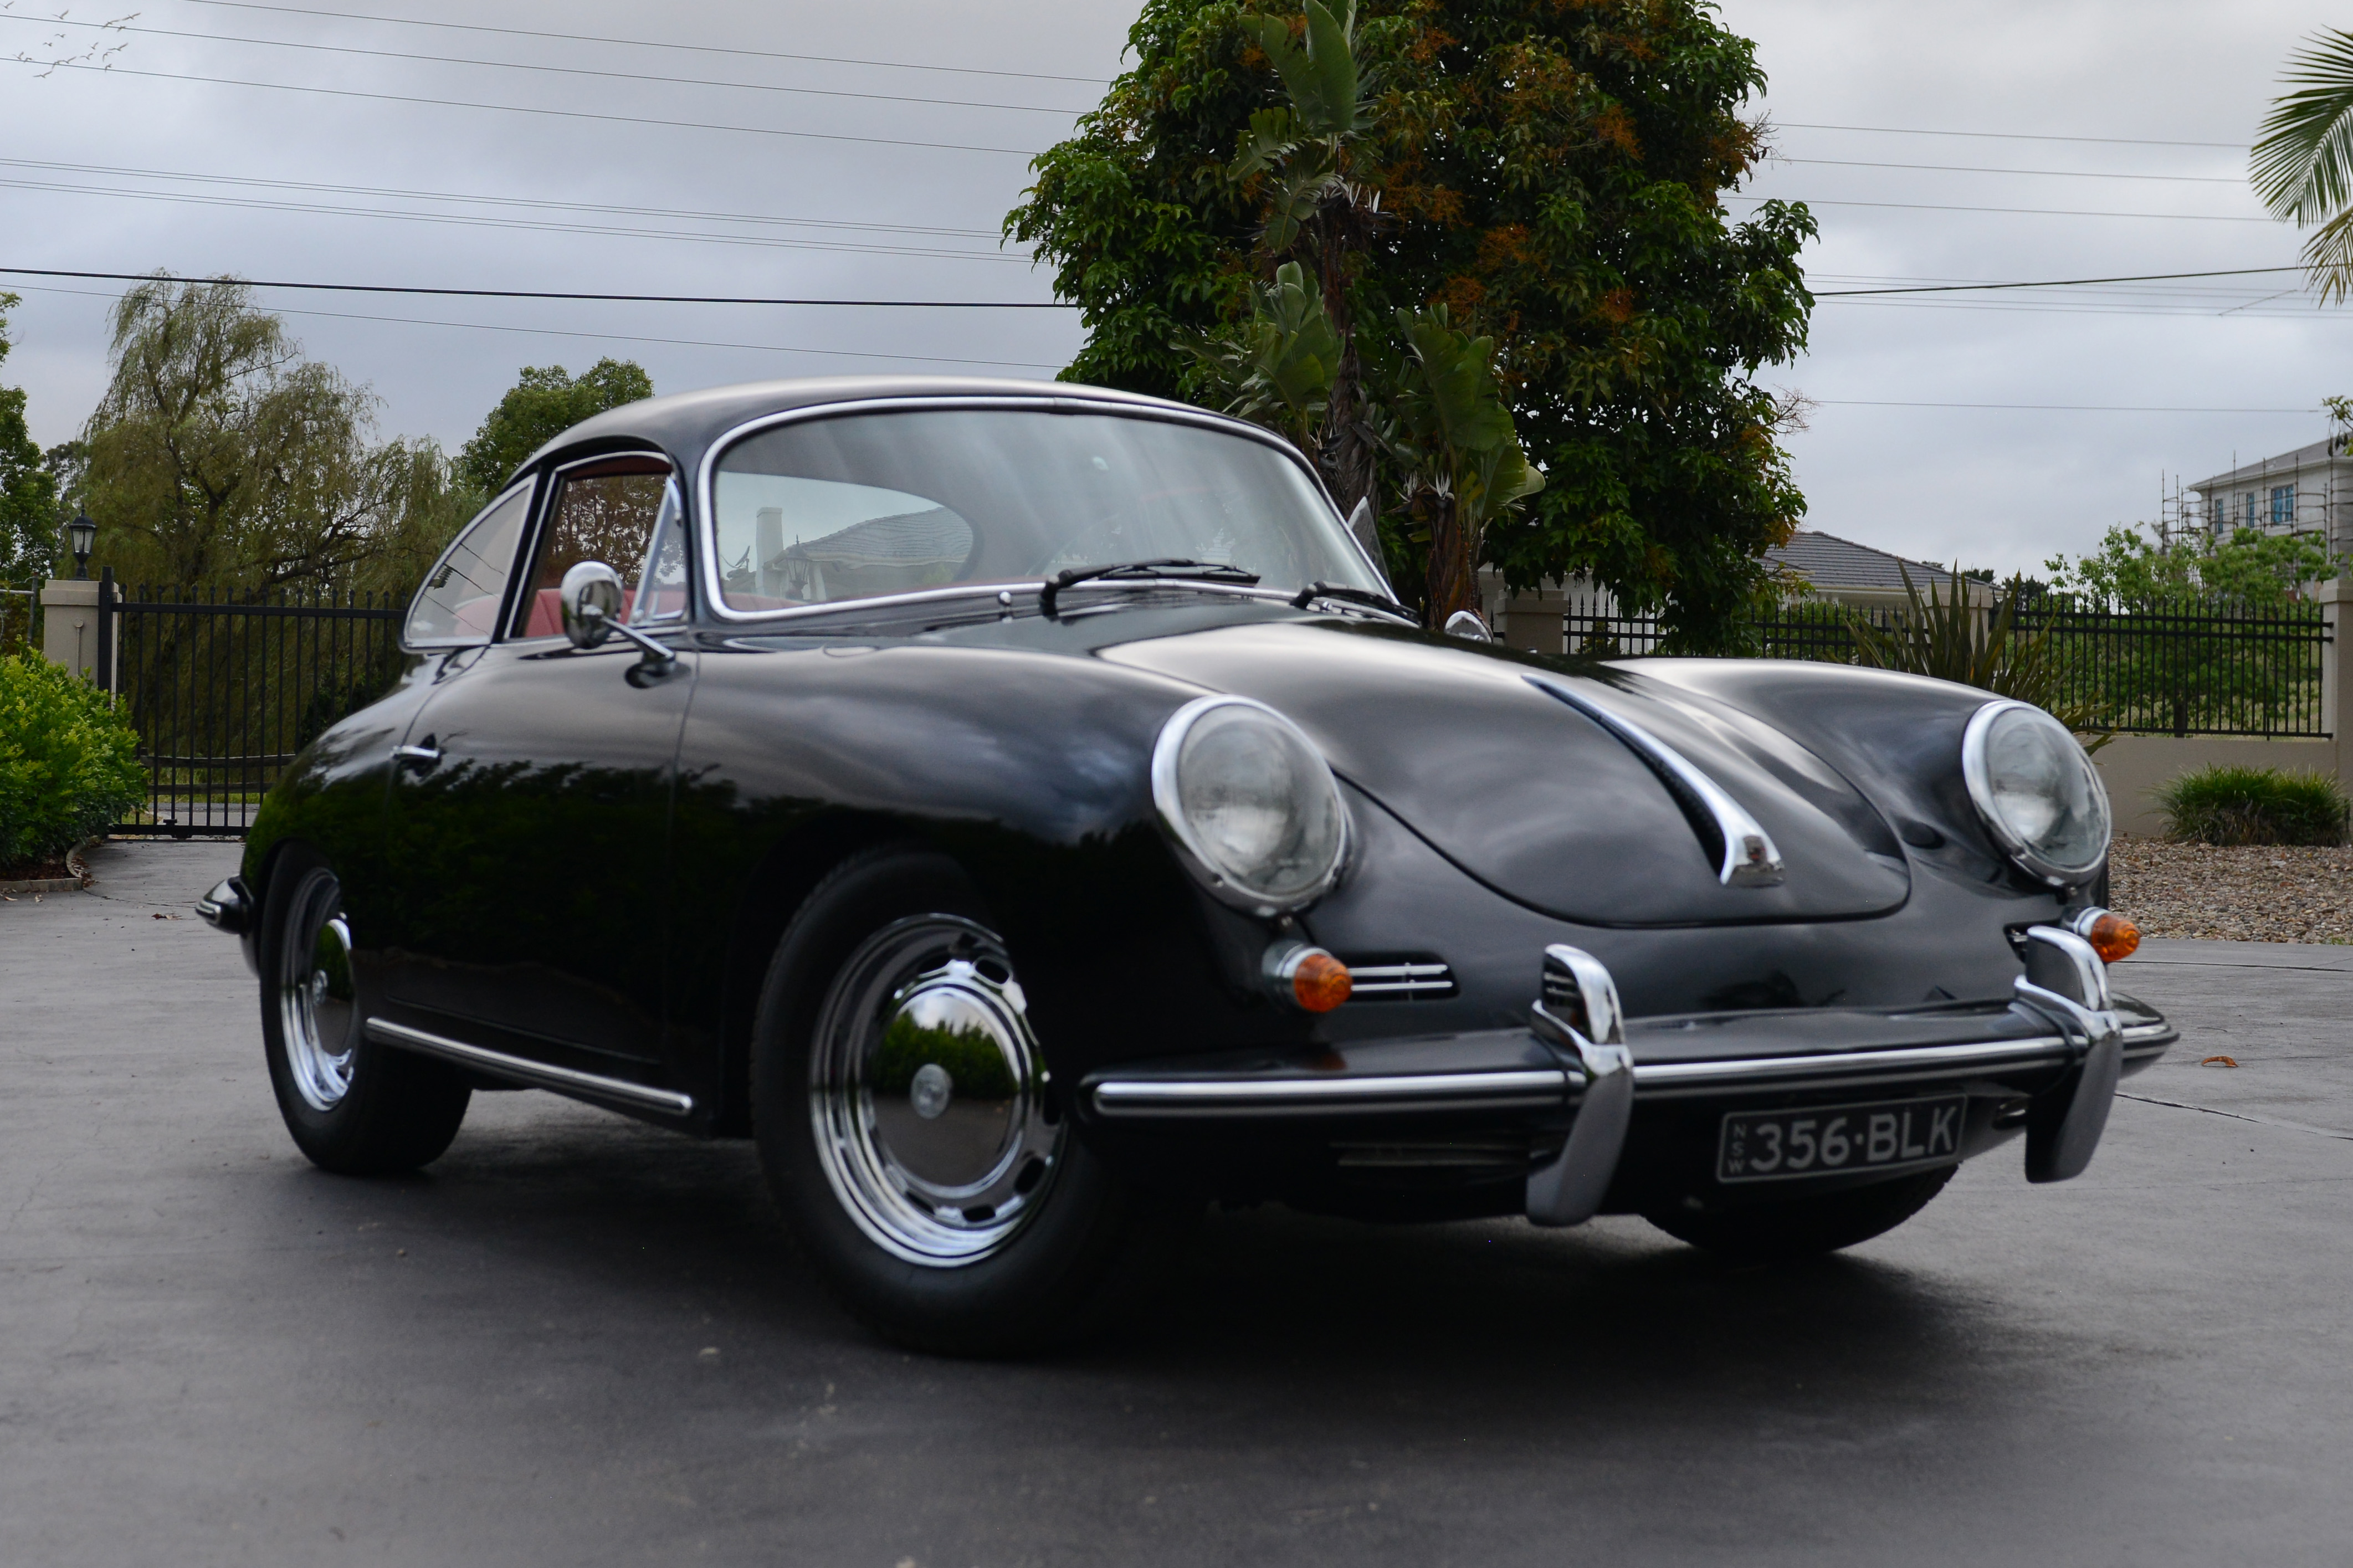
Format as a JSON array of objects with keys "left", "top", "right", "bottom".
[
  {"left": 78, "top": 276, "right": 464, "bottom": 596},
  {"left": 1008, "top": 0, "right": 1814, "bottom": 648}
]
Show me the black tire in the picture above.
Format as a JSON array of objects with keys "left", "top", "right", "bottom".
[
  {"left": 1643, "top": 1164, "right": 1957, "bottom": 1262},
  {"left": 258, "top": 844, "right": 471, "bottom": 1175},
  {"left": 752, "top": 844, "right": 1191, "bottom": 1356}
]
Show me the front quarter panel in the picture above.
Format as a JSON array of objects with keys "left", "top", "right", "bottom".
[
  {"left": 243, "top": 653, "right": 447, "bottom": 932},
  {"left": 664, "top": 637, "right": 1316, "bottom": 1118}
]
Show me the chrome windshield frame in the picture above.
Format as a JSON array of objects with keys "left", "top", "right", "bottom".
[{"left": 691, "top": 393, "right": 1387, "bottom": 628}]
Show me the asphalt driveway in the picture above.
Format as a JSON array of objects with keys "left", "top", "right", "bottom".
[{"left": 3, "top": 841, "right": 2349, "bottom": 1566}]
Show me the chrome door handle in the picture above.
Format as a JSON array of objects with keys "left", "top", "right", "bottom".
[{"left": 393, "top": 742, "right": 441, "bottom": 769}]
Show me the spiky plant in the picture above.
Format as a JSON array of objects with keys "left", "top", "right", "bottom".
[{"left": 1847, "top": 566, "right": 2110, "bottom": 749}]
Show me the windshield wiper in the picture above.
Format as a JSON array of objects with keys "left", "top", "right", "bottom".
[
  {"left": 1038, "top": 558, "right": 1260, "bottom": 618},
  {"left": 1290, "top": 581, "right": 1416, "bottom": 622}
]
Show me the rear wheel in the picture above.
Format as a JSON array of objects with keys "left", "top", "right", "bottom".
[
  {"left": 259, "top": 846, "right": 470, "bottom": 1174},
  {"left": 752, "top": 846, "right": 1190, "bottom": 1356},
  {"left": 1643, "top": 1165, "right": 1957, "bottom": 1262}
]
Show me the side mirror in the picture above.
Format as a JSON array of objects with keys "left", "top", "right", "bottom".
[
  {"left": 1443, "top": 609, "right": 1494, "bottom": 643},
  {"left": 560, "top": 561, "right": 624, "bottom": 649}
]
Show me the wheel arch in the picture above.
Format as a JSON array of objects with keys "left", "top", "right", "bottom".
[{"left": 709, "top": 811, "right": 942, "bottom": 1136}]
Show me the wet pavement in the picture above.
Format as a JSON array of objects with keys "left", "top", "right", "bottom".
[{"left": 3, "top": 841, "right": 2349, "bottom": 1565}]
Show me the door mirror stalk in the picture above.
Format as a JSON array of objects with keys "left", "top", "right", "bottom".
[{"left": 560, "top": 560, "right": 678, "bottom": 670}]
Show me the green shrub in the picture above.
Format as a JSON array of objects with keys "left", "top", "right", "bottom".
[
  {"left": 2154, "top": 763, "right": 2350, "bottom": 847},
  {"left": 0, "top": 654, "right": 147, "bottom": 874}
]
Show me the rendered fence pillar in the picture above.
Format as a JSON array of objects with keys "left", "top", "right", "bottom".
[
  {"left": 38, "top": 576, "right": 115, "bottom": 683},
  {"left": 1503, "top": 584, "right": 1568, "bottom": 655}
]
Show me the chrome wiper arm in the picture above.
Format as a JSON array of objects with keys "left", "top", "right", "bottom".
[
  {"left": 1289, "top": 581, "right": 1416, "bottom": 622},
  {"left": 1038, "top": 558, "right": 1260, "bottom": 618}
]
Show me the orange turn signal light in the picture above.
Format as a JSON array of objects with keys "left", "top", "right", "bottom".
[
  {"left": 2084, "top": 910, "right": 2140, "bottom": 964},
  {"left": 1291, "top": 950, "right": 1354, "bottom": 1012}
]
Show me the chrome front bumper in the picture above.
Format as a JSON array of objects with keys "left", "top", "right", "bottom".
[{"left": 1081, "top": 929, "right": 2173, "bottom": 1221}]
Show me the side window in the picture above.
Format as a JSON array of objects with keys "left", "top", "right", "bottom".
[
  {"left": 512, "top": 455, "right": 674, "bottom": 639},
  {"left": 404, "top": 484, "right": 533, "bottom": 646},
  {"left": 630, "top": 479, "right": 690, "bottom": 624}
]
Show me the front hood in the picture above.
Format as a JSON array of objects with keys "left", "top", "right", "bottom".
[{"left": 1100, "top": 620, "right": 1910, "bottom": 926}]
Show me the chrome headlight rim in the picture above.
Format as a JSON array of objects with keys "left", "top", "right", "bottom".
[
  {"left": 1961, "top": 698, "right": 2111, "bottom": 887},
  {"left": 1150, "top": 694, "right": 1351, "bottom": 916}
]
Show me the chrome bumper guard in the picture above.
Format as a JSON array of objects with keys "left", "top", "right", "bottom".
[
  {"left": 1083, "top": 929, "right": 2170, "bottom": 1219},
  {"left": 196, "top": 875, "right": 262, "bottom": 976}
]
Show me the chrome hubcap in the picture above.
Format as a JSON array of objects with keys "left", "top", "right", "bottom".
[
  {"left": 277, "top": 868, "right": 358, "bottom": 1111},
  {"left": 810, "top": 915, "right": 1062, "bottom": 1268}
]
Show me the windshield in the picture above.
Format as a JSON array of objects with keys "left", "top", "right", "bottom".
[{"left": 709, "top": 407, "right": 1381, "bottom": 614}]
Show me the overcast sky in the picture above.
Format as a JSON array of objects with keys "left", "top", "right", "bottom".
[{"left": 1, "top": 0, "right": 2344, "bottom": 576}]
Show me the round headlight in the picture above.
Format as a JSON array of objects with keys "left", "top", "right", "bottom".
[
  {"left": 1961, "top": 700, "right": 2111, "bottom": 885},
  {"left": 1151, "top": 695, "right": 1349, "bottom": 913}
]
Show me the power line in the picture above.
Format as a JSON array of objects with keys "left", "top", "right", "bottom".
[
  {"left": 0, "top": 266, "right": 1075, "bottom": 307},
  {"left": 0, "top": 157, "right": 1009, "bottom": 238},
  {"left": 178, "top": 0, "right": 1113, "bottom": 84},
  {"left": 1727, "top": 193, "right": 2274, "bottom": 223},
  {"left": 1781, "top": 157, "right": 2247, "bottom": 185},
  {"left": 0, "top": 176, "right": 1028, "bottom": 262},
  {"left": 1816, "top": 266, "right": 2304, "bottom": 296},
  {"left": 1776, "top": 121, "right": 2248, "bottom": 151},
  {"left": 3, "top": 57, "right": 1045, "bottom": 156},
  {"left": 6, "top": 280, "right": 1068, "bottom": 369},
  {"left": 1821, "top": 297, "right": 2325, "bottom": 320},
  {"left": 3, "top": 13, "right": 1091, "bottom": 115},
  {"left": 1816, "top": 399, "right": 2315, "bottom": 413}
]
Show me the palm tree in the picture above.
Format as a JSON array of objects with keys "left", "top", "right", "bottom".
[
  {"left": 2252, "top": 30, "right": 2353, "bottom": 303},
  {"left": 1232, "top": 1, "right": 1385, "bottom": 520}
]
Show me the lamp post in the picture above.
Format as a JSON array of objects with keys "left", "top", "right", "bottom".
[{"left": 66, "top": 511, "right": 96, "bottom": 580}]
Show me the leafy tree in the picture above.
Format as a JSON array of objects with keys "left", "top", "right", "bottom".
[
  {"left": 456, "top": 359, "right": 655, "bottom": 495},
  {"left": 0, "top": 294, "right": 60, "bottom": 598},
  {"left": 1007, "top": 0, "right": 1814, "bottom": 648},
  {"left": 79, "top": 276, "right": 465, "bottom": 597},
  {"left": 2043, "top": 522, "right": 2337, "bottom": 608},
  {"left": 2252, "top": 30, "right": 2353, "bottom": 302}
]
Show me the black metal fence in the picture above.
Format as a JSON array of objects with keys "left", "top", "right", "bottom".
[
  {"left": 2019, "top": 598, "right": 2331, "bottom": 737},
  {"left": 100, "top": 578, "right": 408, "bottom": 836},
  {"left": 1561, "top": 591, "right": 2334, "bottom": 739}
]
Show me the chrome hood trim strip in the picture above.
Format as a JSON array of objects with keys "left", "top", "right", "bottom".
[{"left": 1525, "top": 676, "right": 1786, "bottom": 887}]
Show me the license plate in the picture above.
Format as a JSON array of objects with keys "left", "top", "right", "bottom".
[{"left": 1718, "top": 1095, "right": 1966, "bottom": 1183}]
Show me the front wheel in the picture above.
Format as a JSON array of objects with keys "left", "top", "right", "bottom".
[
  {"left": 752, "top": 846, "right": 1190, "bottom": 1356},
  {"left": 1642, "top": 1165, "right": 1957, "bottom": 1262},
  {"left": 258, "top": 846, "right": 471, "bottom": 1175}
]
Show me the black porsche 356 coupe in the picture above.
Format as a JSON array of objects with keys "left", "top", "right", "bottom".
[{"left": 199, "top": 377, "right": 2173, "bottom": 1354}]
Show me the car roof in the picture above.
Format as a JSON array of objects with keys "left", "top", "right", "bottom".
[{"left": 514, "top": 375, "right": 1208, "bottom": 488}]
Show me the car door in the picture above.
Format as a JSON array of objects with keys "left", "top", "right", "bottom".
[{"left": 377, "top": 453, "right": 698, "bottom": 1087}]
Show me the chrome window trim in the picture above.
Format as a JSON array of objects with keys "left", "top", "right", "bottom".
[
  {"left": 506, "top": 448, "right": 679, "bottom": 646},
  {"left": 398, "top": 475, "right": 540, "bottom": 652},
  {"left": 693, "top": 393, "right": 1377, "bottom": 627},
  {"left": 1961, "top": 698, "right": 2113, "bottom": 887},
  {"left": 366, "top": 1017, "right": 694, "bottom": 1116},
  {"left": 1149, "top": 693, "right": 1352, "bottom": 916}
]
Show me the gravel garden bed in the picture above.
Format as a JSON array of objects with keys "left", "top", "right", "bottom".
[{"left": 2109, "top": 837, "right": 2353, "bottom": 944}]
